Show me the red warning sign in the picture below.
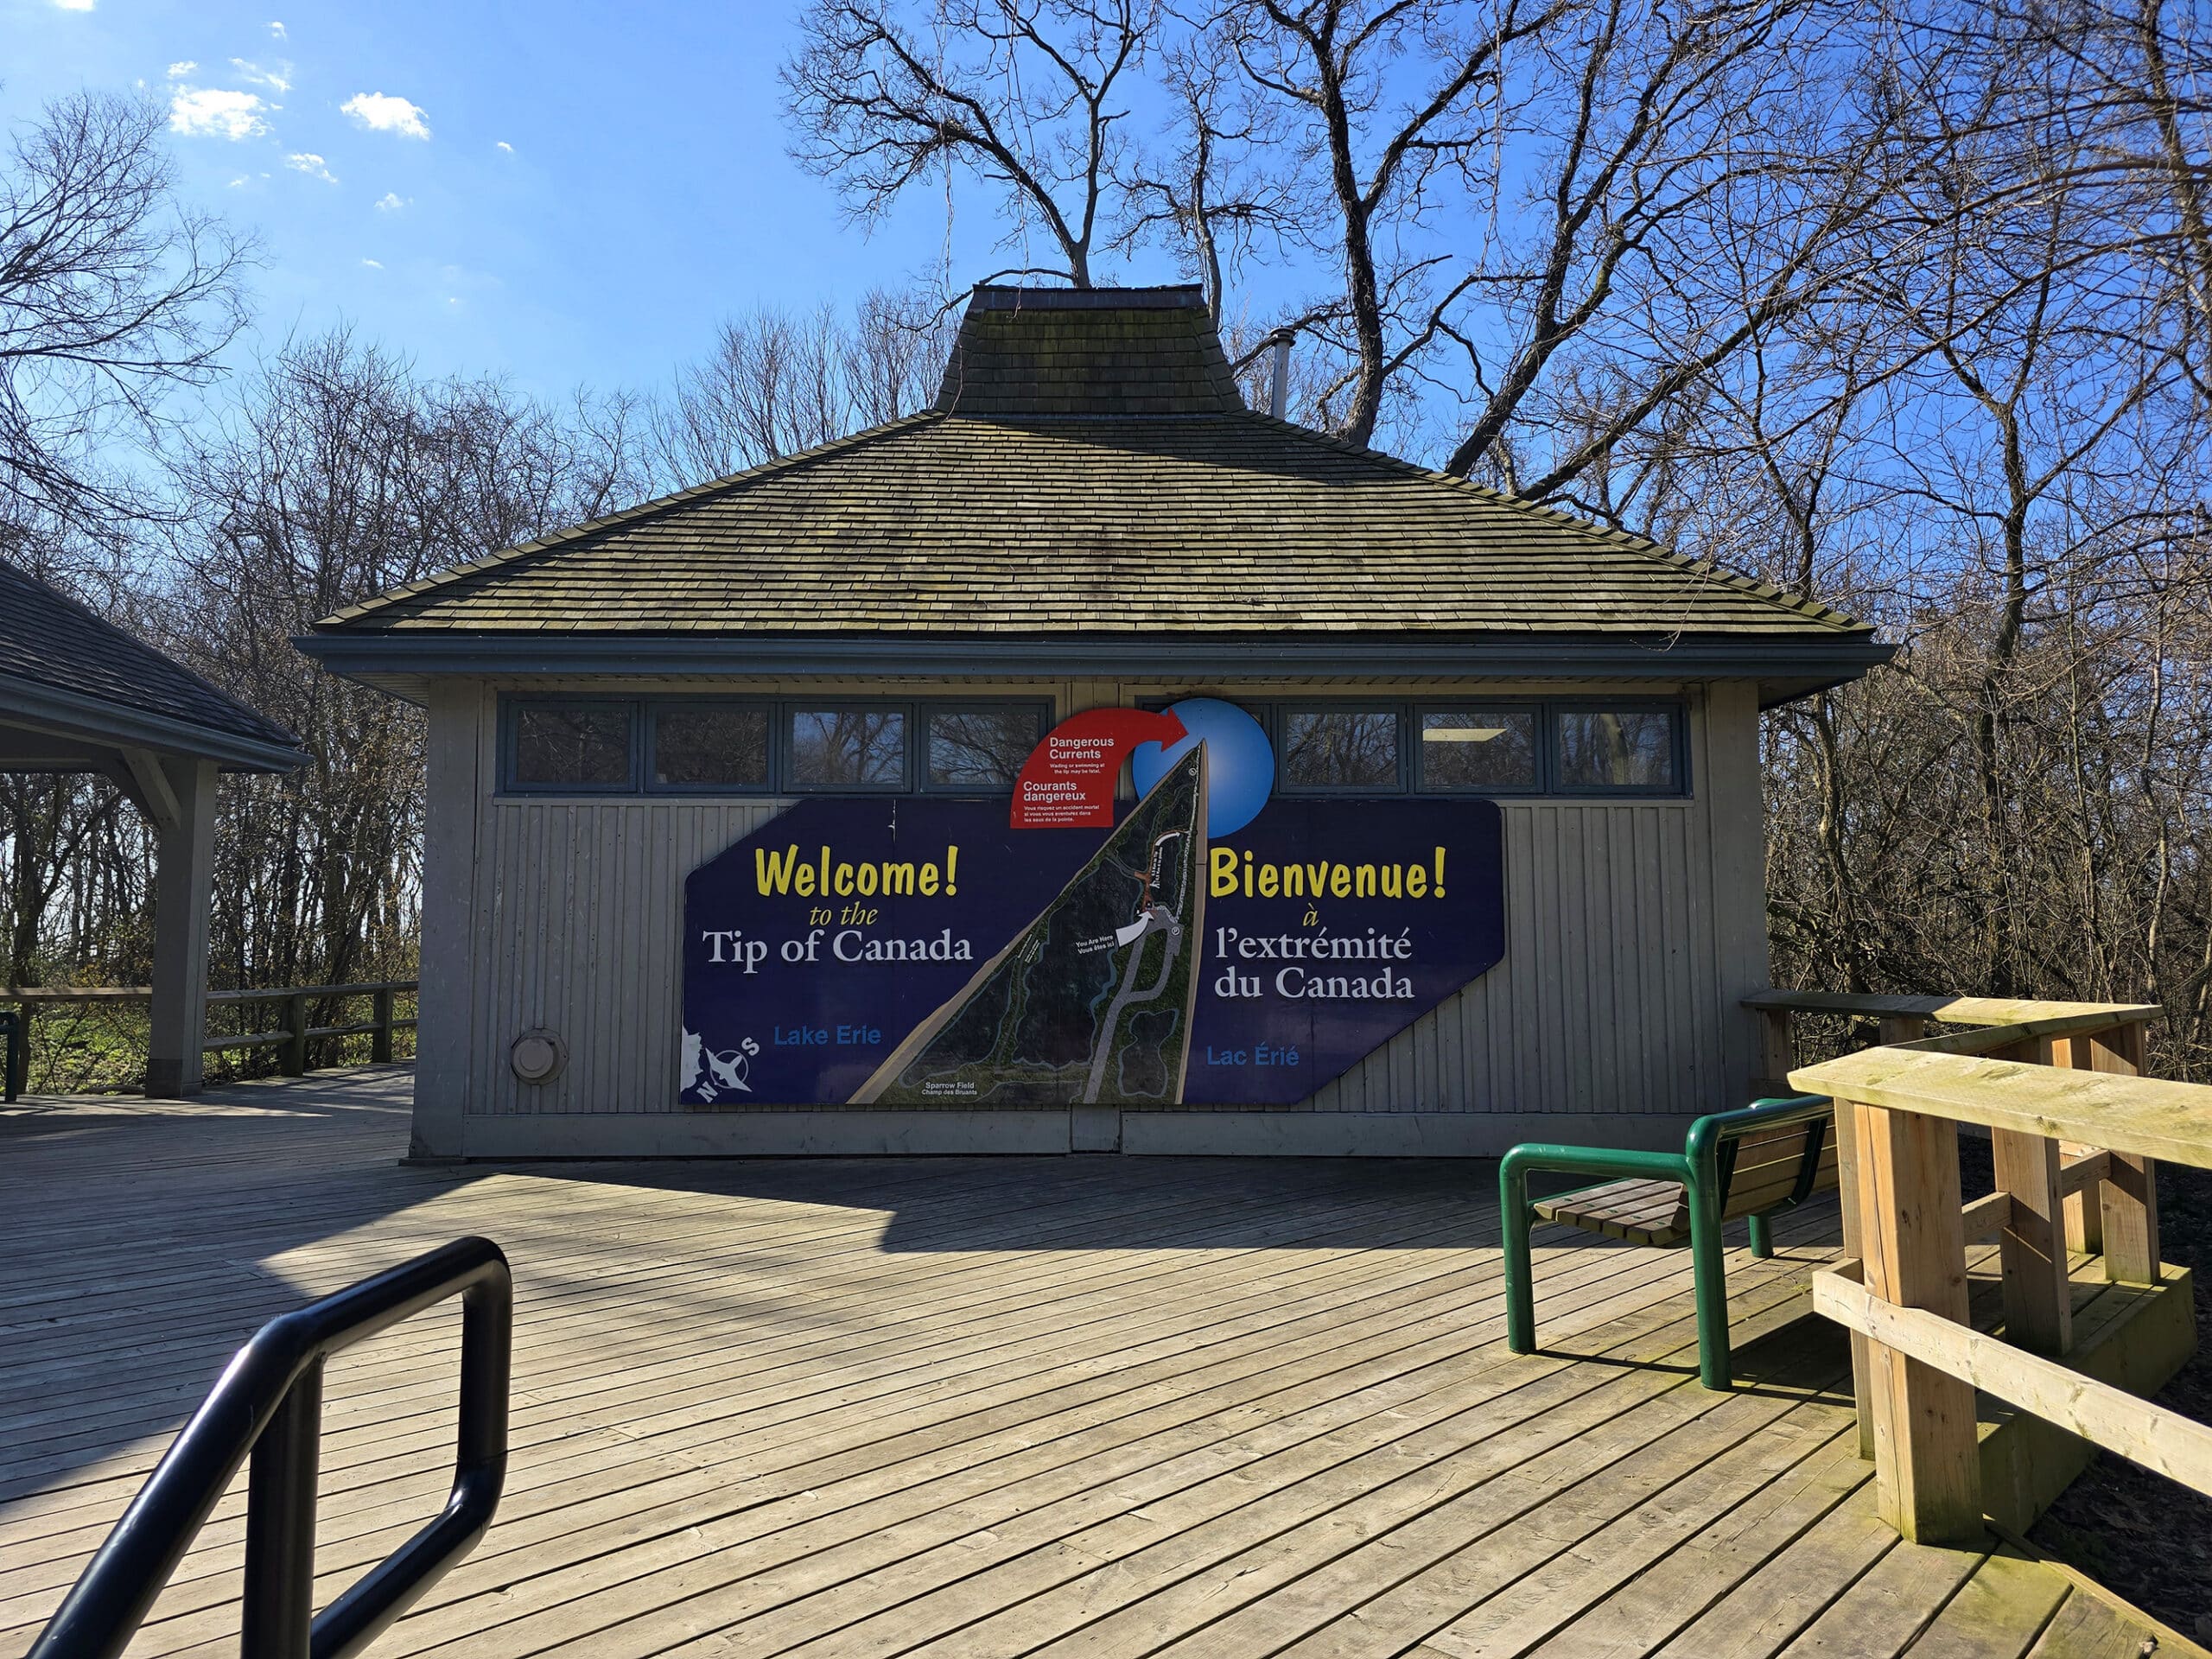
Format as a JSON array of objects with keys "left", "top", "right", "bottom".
[{"left": 1010, "top": 708, "right": 1188, "bottom": 830}]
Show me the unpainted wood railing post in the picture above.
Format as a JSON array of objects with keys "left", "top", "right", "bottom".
[
  {"left": 8, "top": 1004, "right": 28, "bottom": 1099},
  {"left": 1992, "top": 1128, "right": 2071, "bottom": 1357},
  {"left": 1834, "top": 1014, "right": 1926, "bottom": 1460},
  {"left": 1851, "top": 1091, "right": 1982, "bottom": 1545},
  {"left": 372, "top": 987, "right": 394, "bottom": 1065},
  {"left": 1987, "top": 1035, "right": 2072, "bottom": 1357},
  {"left": 281, "top": 994, "right": 308, "bottom": 1077},
  {"left": 2049, "top": 1034, "right": 2105, "bottom": 1255},
  {"left": 2092, "top": 1020, "right": 2161, "bottom": 1285},
  {"left": 1758, "top": 1008, "right": 1794, "bottom": 1096}
]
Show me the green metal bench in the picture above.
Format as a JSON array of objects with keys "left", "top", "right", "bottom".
[{"left": 1499, "top": 1095, "right": 1836, "bottom": 1389}]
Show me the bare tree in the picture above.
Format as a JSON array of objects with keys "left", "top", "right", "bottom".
[
  {"left": 1200, "top": 0, "right": 1563, "bottom": 447},
  {"left": 784, "top": 0, "right": 1157, "bottom": 286},
  {"left": 650, "top": 288, "right": 959, "bottom": 487},
  {"left": 160, "top": 333, "right": 648, "bottom": 995},
  {"left": 0, "top": 92, "right": 251, "bottom": 537},
  {"left": 1112, "top": 48, "right": 1302, "bottom": 315}
]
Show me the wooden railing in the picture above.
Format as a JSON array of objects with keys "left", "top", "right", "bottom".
[
  {"left": 1758, "top": 990, "right": 2205, "bottom": 1547},
  {"left": 0, "top": 982, "right": 418, "bottom": 1094}
]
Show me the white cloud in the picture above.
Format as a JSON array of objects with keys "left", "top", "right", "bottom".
[
  {"left": 343, "top": 92, "right": 430, "bottom": 141},
  {"left": 231, "top": 59, "right": 293, "bottom": 94},
  {"left": 373, "top": 191, "right": 410, "bottom": 212},
  {"left": 360, "top": 257, "right": 383, "bottom": 269},
  {"left": 495, "top": 140, "right": 513, "bottom": 154},
  {"left": 53, "top": 0, "right": 95, "bottom": 12},
  {"left": 269, "top": 20, "right": 287, "bottom": 39},
  {"left": 167, "top": 61, "right": 197, "bottom": 79},
  {"left": 285, "top": 152, "right": 337, "bottom": 183},
  {"left": 169, "top": 87, "right": 271, "bottom": 142}
]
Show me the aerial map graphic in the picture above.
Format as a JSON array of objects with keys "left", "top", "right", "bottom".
[{"left": 854, "top": 747, "right": 1209, "bottom": 1106}]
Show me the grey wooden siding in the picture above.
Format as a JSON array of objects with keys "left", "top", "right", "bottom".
[
  {"left": 465, "top": 791, "right": 1729, "bottom": 1123},
  {"left": 1304, "top": 799, "right": 1720, "bottom": 1116},
  {"left": 470, "top": 799, "right": 783, "bottom": 1116}
]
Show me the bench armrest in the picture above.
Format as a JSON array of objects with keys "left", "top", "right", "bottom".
[
  {"left": 1497, "top": 1145, "right": 1692, "bottom": 1236},
  {"left": 1499, "top": 1143, "right": 1691, "bottom": 1192}
]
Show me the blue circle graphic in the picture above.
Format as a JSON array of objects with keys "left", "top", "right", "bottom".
[{"left": 1130, "top": 697, "right": 1275, "bottom": 838}]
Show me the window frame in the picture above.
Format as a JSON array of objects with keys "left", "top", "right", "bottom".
[
  {"left": 497, "top": 693, "right": 1693, "bottom": 799},
  {"left": 778, "top": 700, "right": 918, "bottom": 795},
  {"left": 503, "top": 697, "right": 641, "bottom": 795},
  {"left": 643, "top": 698, "right": 777, "bottom": 796},
  {"left": 1272, "top": 700, "right": 1411, "bottom": 795},
  {"left": 1411, "top": 702, "right": 1547, "bottom": 798},
  {"left": 916, "top": 698, "right": 1056, "bottom": 795},
  {"left": 1545, "top": 697, "right": 1690, "bottom": 798}
]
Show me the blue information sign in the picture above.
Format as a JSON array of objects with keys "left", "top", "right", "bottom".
[{"left": 681, "top": 764, "right": 1504, "bottom": 1108}]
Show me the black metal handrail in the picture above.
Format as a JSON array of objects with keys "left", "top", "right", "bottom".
[{"left": 29, "top": 1236, "right": 512, "bottom": 1659}]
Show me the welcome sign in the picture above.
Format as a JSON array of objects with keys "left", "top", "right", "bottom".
[{"left": 680, "top": 715, "right": 1507, "bottom": 1107}]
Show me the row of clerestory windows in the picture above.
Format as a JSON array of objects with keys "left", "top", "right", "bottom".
[{"left": 500, "top": 696, "right": 1686, "bottom": 798}]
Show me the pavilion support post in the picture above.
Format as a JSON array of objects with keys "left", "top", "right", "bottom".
[{"left": 146, "top": 757, "right": 217, "bottom": 1099}]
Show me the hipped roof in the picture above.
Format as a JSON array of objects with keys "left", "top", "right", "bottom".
[
  {"left": 0, "top": 557, "right": 302, "bottom": 771},
  {"left": 304, "top": 284, "right": 1885, "bottom": 700}
]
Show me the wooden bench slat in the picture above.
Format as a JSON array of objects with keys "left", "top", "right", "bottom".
[
  {"left": 1533, "top": 1178, "right": 1691, "bottom": 1247},
  {"left": 1724, "top": 1145, "right": 1840, "bottom": 1219}
]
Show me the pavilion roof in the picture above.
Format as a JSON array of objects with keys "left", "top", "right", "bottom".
[
  {"left": 0, "top": 557, "right": 301, "bottom": 770},
  {"left": 305, "top": 286, "right": 1884, "bottom": 697}
]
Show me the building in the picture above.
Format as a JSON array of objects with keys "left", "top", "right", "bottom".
[
  {"left": 297, "top": 285, "right": 1887, "bottom": 1160},
  {"left": 0, "top": 558, "right": 305, "bottom": 1095}
]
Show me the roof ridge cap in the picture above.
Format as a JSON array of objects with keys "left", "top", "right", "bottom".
[
  {"left": 1223, "top": 410, "right": 1865, "bottom": 633},
  {"left": 313, "top": 411, "right": 946, "bottom": 629}
]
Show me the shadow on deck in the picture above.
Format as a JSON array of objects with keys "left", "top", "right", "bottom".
[{"left": 0, "top": 1069, "right": 2183, "bottom": 1658}]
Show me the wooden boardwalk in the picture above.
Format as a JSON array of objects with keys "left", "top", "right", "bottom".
[{"left": 0, "top": 1071, "right": 2168, "bottom": 1658}]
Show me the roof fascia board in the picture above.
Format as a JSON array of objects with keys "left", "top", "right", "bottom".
[
  {"left": 0, "top": 675, "right": 307, "bottom": 772},
  {"left": 294, "top": 632, "right": 1893, "bottom": 684}
]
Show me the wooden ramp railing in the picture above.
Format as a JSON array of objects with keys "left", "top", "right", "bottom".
[
  {"left": 0, "top": 982, "right": 418, "bottom": 1096},
  {"left": 1764, "top": 992, "right": 2205, "bottom": 1547}
]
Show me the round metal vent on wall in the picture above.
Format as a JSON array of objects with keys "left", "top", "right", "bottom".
[{"left": 510, "top": 1028, "right": 567, "bottom": 1085}]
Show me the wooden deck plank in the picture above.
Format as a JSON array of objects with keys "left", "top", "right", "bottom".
[
  {"left": 539, "top": 1262, "right": 1832, "bottom": 1659},
  {"left": 1905, "top": 1550, "right": 2072, "bottom": 1658},
  {"left": 2024, "top": 1591, "right": 2161, "bottom": 1659},
  {"left": 0, "top": 1072, "right": 2167, "bottom": 1659}
]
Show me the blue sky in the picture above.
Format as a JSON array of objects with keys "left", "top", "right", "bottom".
[{"left": 5, "top": 0, "right": 1192, "bottom": 403}]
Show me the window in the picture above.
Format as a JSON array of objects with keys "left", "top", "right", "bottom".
[
  {"left": 512, "top": 703, "right": 632, "bottom": 789},
  {"left": 500, "top": 696, "right": 1688, "bottom": 798},
  {"left": 1554, "top": 708, "right": 1681, "bottom": 791},
  {"left": 1418, "top": 708, "right": 1538, "bottom": 791},
  {"left": 926, "top": 704, "right": 1046, "bottom": 789},
  {"left": 1132, "top": 699, "right": 1685, "bottom": 797},
  {"left": 787, "top": 707, "right": 908, "bottom": 789},
  {"left": 652, "top": 705, "right": 771, "bottom": 789},
  {"left": 1281, "top": 708, "right": 1400, "bottom": 790}
]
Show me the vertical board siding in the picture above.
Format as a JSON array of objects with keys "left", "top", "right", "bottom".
[
  {"left": 468, "top": 793, "right": 1724, "bottom": 1121},
  {"left": 1301, "top": 799, "right": 1720, "bottom": 1119},
  {"left": 475, "top": 799, "right": 785, "bottom": 1114},
  {"left": 460, "top": 682, "right": 1753, "bottom": 1125}
]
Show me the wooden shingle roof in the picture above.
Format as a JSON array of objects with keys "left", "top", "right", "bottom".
[
  {"left": 308, "top": 285, "right": 1876, "bottom": 666},
  {"left": 0, "top": 557, "right": 302, "bottom": 767}
]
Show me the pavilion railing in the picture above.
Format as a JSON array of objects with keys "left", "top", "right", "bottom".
[
  {"left": 1750, "top": 989, "right": 2206, "bottom": 1546},
  {"left": 0, "top": 981, "right": 418, "bottom": 1098}
]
